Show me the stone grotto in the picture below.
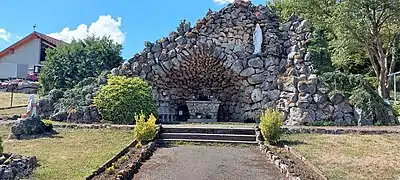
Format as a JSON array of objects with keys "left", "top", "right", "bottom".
[{"left": 113, "top": 0, "right": 379, "bottom": 125}]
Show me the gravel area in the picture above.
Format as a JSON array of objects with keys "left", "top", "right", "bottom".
[{"left": 133, "top": 145, "right": 283, "bottom": 180}]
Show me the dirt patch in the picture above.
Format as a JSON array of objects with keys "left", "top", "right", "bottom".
[
  {"left": 269, "top": 144, "right": 325, "bottom": 180},
  {"left": 92, "top": 146, "right": 142, "bottom": 180}
]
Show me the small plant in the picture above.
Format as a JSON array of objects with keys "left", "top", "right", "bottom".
[
  {"left": 133, "top": 113, "right": 157, "bottom": 145},
  {"left": 42, "top": 120, "right": 53, "bottom": 131},
  {"left": 106, "top": 163, "right": 116, "bottom": 175},
  {"left": 259, "top": 109, "right": 283, "bottom": 144}
]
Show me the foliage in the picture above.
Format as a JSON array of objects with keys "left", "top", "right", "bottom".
[
  {"left": 133, "top": 113, "right": 157, "bottom": 144},
  {"left": 259, "top": 109, "right": 283, "bottom": 144},
  {"left": 364, "top": 76, "right": 379, "bottom": 89},
  {"left": 42, "top": 120, "right": 53, "bottom": 131},
  {"left": 54, "top": 77, "right": 101, "bottom": 114},
  {"left": 94, "top": 76, "right": 157, "bottom": 124},
  {"left": 392, "top": 103, "right": 400, "bottom": 117},
  {"left": 320, "top": 71, "right": 397, "bottom": 125},
  {"left": 106, "top": 163, "right": 116, "bottom": 175},
  {"left": 39, "top": 36, "right": 123, "bottom": 95},
  {"left": 308, "top": 28, "right": 334, "bottom": 74},
  {"left": 270, "top": 0, "right": 400, "bottom": 98}
]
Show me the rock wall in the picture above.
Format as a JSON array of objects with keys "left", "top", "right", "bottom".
[
  {"left": 0, "top": 80, "right": 39, "bottom": 94},
  {"left": 116, "top": 0, "right": 357, "bottom": 125},
  {"left": 277, "top": 16, "right": 356, "bottom": 125}
]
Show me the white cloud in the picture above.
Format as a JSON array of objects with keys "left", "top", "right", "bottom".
[
  {"left": 213, "top": 0, "right": 249, "bottom": 5},
  {"left": 0, "top": 29, "right": 11, "bottom": 41},
  {"left": 48, "top": 15, "right": 125, "bottom": 44}
]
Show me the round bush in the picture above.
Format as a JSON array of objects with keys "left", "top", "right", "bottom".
[{"left": 94, "top": 76, "right": 157, "bottom": 124}]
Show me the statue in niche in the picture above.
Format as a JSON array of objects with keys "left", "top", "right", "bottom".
[{"left": 253, "top": 23, "right": 263, "bottom": 55}]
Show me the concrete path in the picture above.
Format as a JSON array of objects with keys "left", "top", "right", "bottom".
[{"left": 133, "top": 145, "right": 284, "bottom": 180}]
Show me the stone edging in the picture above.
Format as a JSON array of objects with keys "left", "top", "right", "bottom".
[
  {"left": 255, "top": 130, "right": 301, "bottom": 179},
  {"left": 283, "top": 126, "right": 400, "bottom": 135},
  {"left": 53, "top": 124, "right": 135, "bottom": 130},
  {"left": 116, "top": 141, "right": 157, "bottom": 179},
  {"left": 283, "top": 145, "right": 327, "bottom": 180},
  {"left": 255, "top": 129, "right": 326, "bottom": 180},
  {"left": 85, "top": 139, "right": 139, "bottom": 179},
  {"left": 86, "top": 126, "right": 161, "bottom": 180}
]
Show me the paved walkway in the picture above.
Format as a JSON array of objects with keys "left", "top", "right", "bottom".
[{"left": 133, "top": 145, "right": 284, "bottom": 180}]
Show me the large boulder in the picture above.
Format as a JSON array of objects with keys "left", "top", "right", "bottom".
[{"left": 9, "top": 116, "right": 48, "bottom": 139}]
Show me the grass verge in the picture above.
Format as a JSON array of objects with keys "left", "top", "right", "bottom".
[
  {"left": 0, "top": 107, "right": 26, "bottom": 117},
  {"left": 282, "top": 133, "right": 400, "bottom": 180},
  {"left": 0, "top": 126, "right": 134, "bottom": 180},
  {"left": 0, "top": 92, "right": 38, "bottom": 108}
]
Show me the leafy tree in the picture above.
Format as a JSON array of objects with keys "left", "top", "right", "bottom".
[
  {"left": 270, "top": 0, "right": 400, "bottom": 98},
  {"left": 338, "top": 0, "right": 400, "bottom": 98},
  {"left": 39, "top": 36, "right": 123, "bottom": 95}
]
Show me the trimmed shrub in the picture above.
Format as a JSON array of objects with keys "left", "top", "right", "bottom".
[
  {"left": 94, "top": 76, "right": 157, "bottom": 124},
  {"left": 133, "top": 113, "right": 157, "bottom": 144},
  {"left": 259, "top": 109, "right": 283, "bottom": 144}
]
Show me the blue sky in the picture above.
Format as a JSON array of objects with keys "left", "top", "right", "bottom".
[{"left": 0, "top": 0, "right": 266, "bottom": 59}]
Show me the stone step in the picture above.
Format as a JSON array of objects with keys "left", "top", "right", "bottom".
[
  {"left": 159, "top": 139, "right": 258, "bottom": 145},
  {"left": 161, "top": 133, "right": 256, "bottom": 142},
  {"left": 161, "top": 127, "right": 256, "bottom": 135}
]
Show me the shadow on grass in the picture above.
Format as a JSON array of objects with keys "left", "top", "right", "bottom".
[{"left": 275, "top": 140, "right": 308, "bottom": 147}]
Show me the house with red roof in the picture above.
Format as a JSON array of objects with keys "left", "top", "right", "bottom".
[{"left": 0, "top": 31, "right": 63, "bottom": 80}]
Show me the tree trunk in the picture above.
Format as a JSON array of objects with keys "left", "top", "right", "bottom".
[{"left": 378, "top": 71, "right": 390, "bottom": 99}]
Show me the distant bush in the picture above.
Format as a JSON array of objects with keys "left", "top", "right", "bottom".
[
  {"left": 259, "top": 109, "right": 283, "bottom": 144},
  {"left": 94, "top": 76, "right": 157, "bottom": 124},
  {"left": 133, "top": 113, "right": 157, "bottom": 144}
]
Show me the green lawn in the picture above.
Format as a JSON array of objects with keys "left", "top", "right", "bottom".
[
  {"left": 282, "top": 133, "right": 400, "bottom": 180},
  {"left": 0, "top": 126, "right": 134, "bottom": 180},
  {"left": 0, "top": 92, "right": 39, "bottom": 108}
]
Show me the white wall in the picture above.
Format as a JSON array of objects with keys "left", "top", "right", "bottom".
[{"left": 0, "top": 38, "right": 41, "bottom": 78}]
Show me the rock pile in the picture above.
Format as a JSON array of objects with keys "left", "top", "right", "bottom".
[
  {"left": 37, "top": 77, "right": 104, "bottom": 124},
  {"left": 0, "top": 154, "right": 37, "bottom": 179},
  {"left": 0, "top": 80, "right": 39, "bottom": 94},
  {"left": 9, "top": 116, "right": 50, "bottom": 139},
  {"left": 277, "top": 16, "right": 357, "bottom": 125}
]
